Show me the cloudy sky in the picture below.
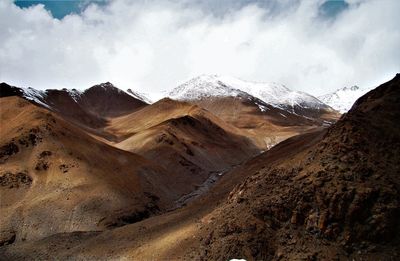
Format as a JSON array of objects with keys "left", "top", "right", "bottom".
[{"left": 1, "top": 0, "right": 399, "bottom": 97}]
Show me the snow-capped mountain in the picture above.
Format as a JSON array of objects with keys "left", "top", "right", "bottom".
[
  {"left": 169, "top": 75, "right": 330, "bottom": 112},
  {"left": 169, "top": 75, "right": 247, "bottom": 99},
  {"left": 318, "top": 85, "right": 372, "bottom": 113},
  {"left": 0, "top": 82, "right": 149, "bottom": 127},
  {"left": 14, "top": 82, "right": 151, "bottom": 108}
]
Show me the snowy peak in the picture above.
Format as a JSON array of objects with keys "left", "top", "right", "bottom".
[
  {"left": 0, "top": 83, "right": 51, "bottom": 108},
  {"left": 22, "top": 87, "right": 50, "bottom": 108},
  {"left": 169, "top": 75, "right": 329, "bottom": 111},
  {"left": 169, "top": 75, "right": 248, "bottom": 100},
  {"left": 319, "top": 85, "right": 372, "bottom": 113},
  {"left": 0, "top": 82, "right": 149, "bottom": 115}
]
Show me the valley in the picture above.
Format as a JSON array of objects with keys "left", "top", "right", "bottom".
[{"left": 0, "top": 74, "right": 399, "bottom": 260}]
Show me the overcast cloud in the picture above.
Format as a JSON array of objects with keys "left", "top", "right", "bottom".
[{"left": 0, "top": 0, "right": 399, "bottom": 97}]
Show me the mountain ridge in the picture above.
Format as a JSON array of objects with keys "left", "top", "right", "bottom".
[{"left": 169, "top": 74, "right": 333, "bottom": 113}]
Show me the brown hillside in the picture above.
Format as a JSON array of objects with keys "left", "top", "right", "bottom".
[
  {"left": 191, "top": 95, "right": 339, "bottom": 149},
  {"left": 0, "top": 97, "right": 187, "bottom": 244},
  {"left": 196, "top": 74, "right": 400, "bottom": 260},
  {"left": 110, "top": 98, "right": 259, "bottom": 191}
]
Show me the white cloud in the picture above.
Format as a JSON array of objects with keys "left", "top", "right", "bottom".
[{"left": 0, "top": 0, "right": 399, "bottom": 96}]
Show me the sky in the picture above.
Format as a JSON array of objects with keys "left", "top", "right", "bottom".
[{"left": 1, "top": 0, "right": 399, "bottom": 97}]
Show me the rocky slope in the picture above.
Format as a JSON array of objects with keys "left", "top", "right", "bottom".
[{"left": 196, "top": 74, "right": 400, "bottom": 260}]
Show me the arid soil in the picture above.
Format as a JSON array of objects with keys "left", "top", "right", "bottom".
[
  {"left": 195, "top": 74, "right": 400, "bottom": 260},
  {"left": 0, "top": 97, "right": 187, "bottom": 244}
]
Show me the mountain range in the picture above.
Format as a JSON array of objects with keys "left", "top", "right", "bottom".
[{"left": 0, "top": 74, "right": 399, "bottom": 260}]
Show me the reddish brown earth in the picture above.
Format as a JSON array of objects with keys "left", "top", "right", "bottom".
[{"left": 0, "top": 96, "right": 188, "bottom": 245}]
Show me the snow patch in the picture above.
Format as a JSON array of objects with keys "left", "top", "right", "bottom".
[
  {"left": 21, "top": 87, "right": 51, "bottom": 109},
  {"left": 67, "top": 89, "right": 82, "bottom": 102}
]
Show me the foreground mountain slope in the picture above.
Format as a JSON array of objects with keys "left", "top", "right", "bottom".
[
  {"left": 196, "top": 74, "right": 400, "bottom": 260},
  {"left": 0, "top": 96, "right": 187, "bottom": 245}
]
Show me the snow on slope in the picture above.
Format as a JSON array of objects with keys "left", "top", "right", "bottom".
[
  {"left": 318, "top": 85, "right": 372, "bottom": 113},
  {"left": 169, "top": 75, "right": 246, "bottom": 99},
  {"left": 127, "top": 89, "right": 152, "bottom": 104},
  {"left": 169, "top": 75, "right": 328, "bottom": 111},
  {"left": 20, "top": 83, "right": 150, "bottom": 109},
  {"left": 21, "top": 87, "right": 50, "bottom": 109}
]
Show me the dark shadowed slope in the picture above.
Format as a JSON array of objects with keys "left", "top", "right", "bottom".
[{"left": 196, "top": 74, "right": 400, "bottom": 260}]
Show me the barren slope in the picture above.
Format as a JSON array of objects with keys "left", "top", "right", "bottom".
[
  {"left": 109, "top": 98, "right": 259, "bottom": 190},
  {"left": 3, "top": 74, "right": 397, "bottom": 261},
  {"left": 0, "top": 118, "right": 329, "bottom": 261},
  {"left": 192, "top": 95, "right": 338, "bottom": 149},
  {"left": 0, "top": 97, "right": 186, "bottom": 245},
  {"left": 196, "top": 74, "right": 400, "bottom": 260}
]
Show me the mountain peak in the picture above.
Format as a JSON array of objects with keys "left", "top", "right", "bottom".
[
  {"left": 89, "top": 82, "right": 118, "bottom": 91},
  {"left": 169, "top": 75, "right": 245, "bottom": 100},
  {"left": 318, "top": 85, "right": 372, "bottom": 113},
  {"left": 0, "top": 82, "right": 23, "bottom": 97},
  {"left": 0, "top": 82, "right": 11, "bottom": 87}
]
